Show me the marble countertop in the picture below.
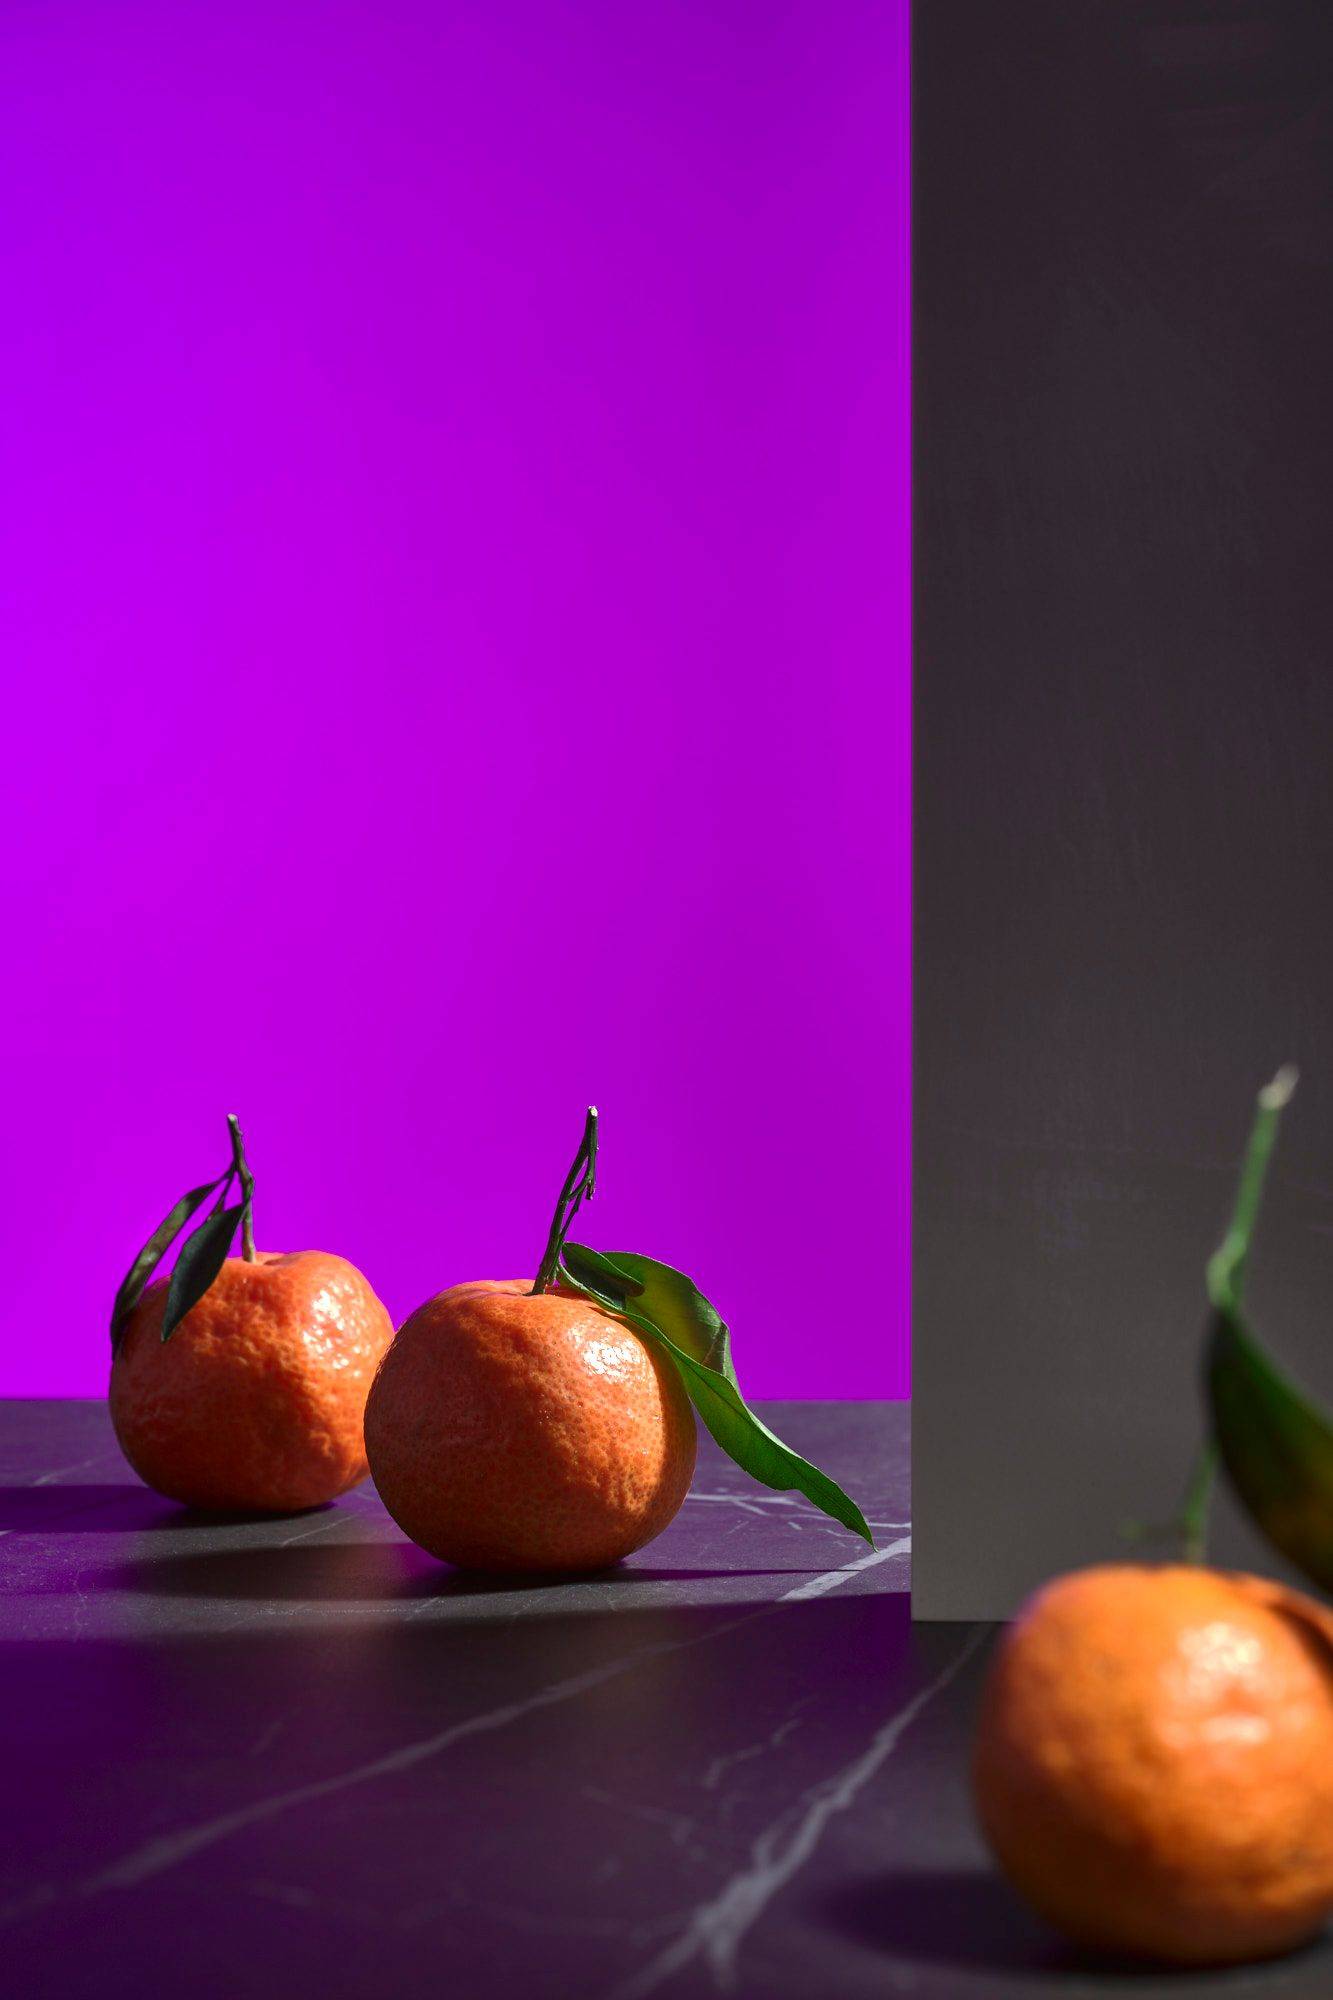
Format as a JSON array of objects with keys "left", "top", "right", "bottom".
[{"left": 1, "top": 1401, "right": 1327, "bottom": 1998}]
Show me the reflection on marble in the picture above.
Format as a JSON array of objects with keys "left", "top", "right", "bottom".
[{"left": 0, "top": 1403, "right": 1326, "bottom": 1998}]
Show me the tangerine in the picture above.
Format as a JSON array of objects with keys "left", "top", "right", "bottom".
[
  {"left": 972, "top": 1563, "right": 1333, "bottom": 1964},
  {"left": 365, "top": 1279, "right": 697, "bottom": 1571},
  {"left": 111, "top": 1251, "right": 394, "bottom": 1513}
]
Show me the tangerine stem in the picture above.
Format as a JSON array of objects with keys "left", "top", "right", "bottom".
[
  {"left": 532, "top": 1107, "right": 598, "bottom": 1295},
  {"left": 227, "top": 1113, "right": 257, "bottom": 1262},
  {"left": 1121, "top": 1437, "right": 1219, "bottom": 1563},
  {"left": 1207, "top": 1065, "right": 1297, "bottom": 1314},
  {"left": 1179, "top": 1439, "right": 1219, "bottom": 1565}
]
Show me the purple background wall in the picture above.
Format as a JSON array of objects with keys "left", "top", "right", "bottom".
[{"left": 2, "top": 1, "right": 909, "bottom": 1399}]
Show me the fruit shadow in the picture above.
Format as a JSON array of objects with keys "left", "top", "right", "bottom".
[
  {"left": 97, "top": 1542, "right": 813, "bottom": 1603},
  {"left": 819, "top": 1869, "right": 1333, "bottom": 1987},
  {"left": 0, "top": 1483, "right": 316, "bottom": 1536}
]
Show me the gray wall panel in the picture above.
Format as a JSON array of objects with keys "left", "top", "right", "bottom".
[{"left": 913, "top": 0, "right": 1333, "bottom": 1618}]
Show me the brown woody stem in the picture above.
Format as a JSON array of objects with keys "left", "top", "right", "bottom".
[
  {"left": 531, "top": 1107, "right": 598, "bottom": 1294},
  {"left": 227, "top": 1113, "right": 257, "bottom": 1261}
]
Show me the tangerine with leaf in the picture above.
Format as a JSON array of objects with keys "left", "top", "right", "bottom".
[
  {"left": 973, "top": 1071, "right": 1333, "bottom": 1965},
  {"left": 365, "top": 1108, "right": 871, "bottom": 1571},
  {"left": 110, "top": 1117, "right": 393, "bottom": 1512}
]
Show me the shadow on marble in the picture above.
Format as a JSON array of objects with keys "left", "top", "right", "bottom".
[
  {"left": 89, "top": 1542, "right": 817, "bottom": 1603},
  {"left": 0, "top": 1484, "right": 319, "bottom": 1535},
  {"left": 820, "top": 1868, "right": 1333, "bottom": 1988}
]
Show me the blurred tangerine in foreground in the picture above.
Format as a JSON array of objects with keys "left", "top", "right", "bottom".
[
  {"left": 972, "top": 1564, "right": 1333, "bottom": 1966},
  {"left": 111, "top": 1250, "right": 394, "bottom": 1513},
  {"left": 365, "top": 1278, "right": 697, "bottom": 1571}
]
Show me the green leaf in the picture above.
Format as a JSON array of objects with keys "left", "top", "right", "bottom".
[
  {"left": 561, "top": 1243, "right": 645, "bottom": 1301},
  {"left": 561, "top": 1243, "right": 873, "bottom": 1545},
  {"left": 1207, "top": 1306, "right": 1333, "bottom": 1595},
  {"left": 110, "top": 1172, "right": 231, "bottom": 1354},
  {"left": 162, "top": 1201, "right": 243, "bottom": 1344},
  {"left": 566, "top": 1245, "right": 737, "bottom": 1385},
  {"left": 1203, "top": 1067, "right": 1333, "bottom": 1596}
]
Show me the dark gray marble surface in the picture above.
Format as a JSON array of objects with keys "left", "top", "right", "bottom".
[{"left": 1, "top": 1401, "right": 1327, "bottom": 1998}]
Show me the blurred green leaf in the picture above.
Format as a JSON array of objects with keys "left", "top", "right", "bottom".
[{"left": 1204, "top": 1070, "right": 1333, "bottom": 1596}]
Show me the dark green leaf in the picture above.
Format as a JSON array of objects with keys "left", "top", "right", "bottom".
[
  {"left": 162, "top": 1203, "right": 243, "bottom": 1344},
  {"left": 110, "top": 1173, "right": 230, "bottom": 1354},
  {"left": 560, "top": 1246, "right": 872, "bottom": 1545},
  {"left": 559, "top": 1243, "right": 644, "bottom": 1300},
  {"left": 1202, "top": 1067, "right": 1333, "bottom": 1596},
  {"left": 1206, "top": 1307, "right": 1333, "bottom": 1595}
]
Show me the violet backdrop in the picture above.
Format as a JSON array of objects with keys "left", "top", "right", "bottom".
[{"left": 2, "top": 1, "right": 909, "bottom": 1398}]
